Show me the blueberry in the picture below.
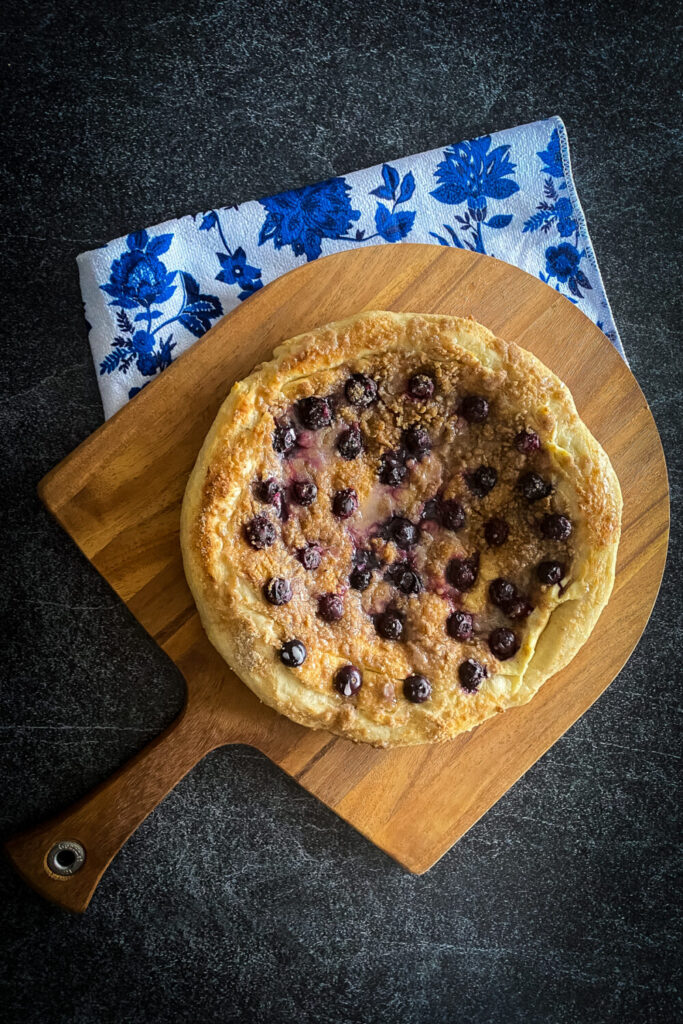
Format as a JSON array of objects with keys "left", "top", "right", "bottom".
[
  {"left": 273, "top": 422, "right": 297, "bottom": 454},
  {"left": 277, "top": 495, "right": 290, "bottom": 523},
  {"left": 386, "top": 563, "right": 423, "bottom": 595},
  {"left": 244, "top": 515, "right": 276, "bottom": 549},
  {"left": 297, "top": 396, "right": 332, "bottom": 430},
  {"left": 336, "top": 424, "right": 363, "bottom": 460},
  {"left": 353, "top": 547, "right": 380, "bottom": 570},
  {"left": 514, "top": 428, "right": 541, "bottom": 454},
  {"left": 537, "top": 560, "right": 565, "bottom": 585},
  {"left": 379, "top": 450, "right": 407, "bottom": 487},
  {"left": 504, "top": 598, "right": 533, "bottom": 621},
  {"left": 291, "top": 479, "right": 318, "bottom": 506},
  {"left": 489, "top": 578, "right": 531, "bottom": 618},
  {"left": 461, "top": 395, "right": 489, "bottom": 423},
  {"left": 466, "top": 465, "right": 498, "bottom": 497},
  {"left": 334, "top": 664, "right": 362, "bottom": 697},
  {"left": 280, "top": 639, "right": 306, "bottom": 667},
  {"left": 403, "top": 425, "right": 432, "bottom": 457},
  {"left": 458, "top": 659, "right": 487, "bottom": 692},
  {"left": 484, "top": 517, "right": 509, "bottom": 546},
  {"left": 541, "top": 513, "right": 573, "bottom": 540},
  {"left": 318, "top": 593, "right": 344, "bottom": 621},
  {"left": 399, "top": 567, "right": 423, "bottom": 595},
  {"left": 350, "top": 566, "right": 373, "bottom": 591},
  {"left": 332, "top": 488, "right": 358, "bottom": 519},
  {"left": 519, "top": 472, "right": 552, "bottom": 503},
  {"left": 386, "top": 516, "right": 418, "bottom": 550},
  {"left": 446, "top": 556, "right": 478, "bottom": 591},
  {"left": 421, "top": 497, "right": 441, "bottom": 521},
  {"left": 403, "top": 674, "right": 432, "bottom": 703},
  {"left": 376, "top": 609, "right": 404, "bottom": 641},
  {"left": 256, "top": 478, "right": 282, "bottom": 505},
  {"left": 447, "top": 609, "right": 474, "bottom": 641},
  {"left": 297, "top": 545, "right": 321, "bottom": 570},
  {"left": 345, "top": 373, "right": 378, "bottom": 408},
  {"left": 263, "top": 577, "right": 292, "bottom": 605},
  {"left": 489, "top": 627, "right": 519, "bottom": 660},
  {"left": 489, "top": 578, "right": 518, "bottom": 607},
  {"left": 440, "top": 499, "right": 466, "bottom": 532},
  {"left": 407, "top": 373, "right": 435, "bottom": 400}
]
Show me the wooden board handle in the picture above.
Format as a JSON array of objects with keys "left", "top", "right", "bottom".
[{"left": 4, "top": 704, "right": 218, "bottom": 912}]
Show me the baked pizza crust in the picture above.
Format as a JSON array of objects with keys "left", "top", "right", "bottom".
[{"left": 181, "top": 311, "right": 622, "bottom": 746}]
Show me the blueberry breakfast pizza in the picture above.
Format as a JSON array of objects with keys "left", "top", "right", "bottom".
[{"left": 181, "top": 311, "right": 622, "bottom": 747}]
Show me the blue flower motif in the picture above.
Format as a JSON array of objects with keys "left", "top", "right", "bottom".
[
  {"left": 523, "top": 191, "right": 578, "bottom": 238},
  {"left": 544, "top": 243, "right": 592, "bottom": 298},
  {"left": 429, "top": 137, "right": 519, "bottom": 253},
  {"left": 131, "top": 330, "right": 155, "bottom": 354},
  {"left": 431, "top": 136, "right": 520, "bottom": 217},
  {"left": 259, "top": 178, "right": 361, "bottom": 261},
  {"left": 545, "top": 243, "right": 580, "bottom": 282},
  {"left": 176, "top": 272, "right": 224, "bottom": 337},
  {"left": 537, "top": 128, "right": 564, "bottom": 178},
  {"left": 467, "top": 194, "right": 487, "bottom": 222},
  {"left": 374, "top": 204, "right": 415, "bottom": 242},
  {"left": 98, "top": 249, "right": 222, "bottom": 381},
  {"left": 216, "top": 247, "right": 261, "bottom": 286},
  {"left": 100, "top": 230, "right": 176, "bottom": 309},
  {"left": 553, "top": 197, "right": 577, "bottom": 237},
  {"left": 198, "top": 210, "right": 219, "bottom": 231},
  {"left": 197, "top": 210, "right": 264, "bottom": 302},
  {"left": 133, "top": 332, "right": 176, "bottom": 378},
  {"left": 523, "top": 139, "right": 577, "bottom": 249},
  {"left": 369, "top": 164, "right": 417, "bottom": 243},
  {"left": 136, "top": 350, "right": 159, "bottom": 376}
]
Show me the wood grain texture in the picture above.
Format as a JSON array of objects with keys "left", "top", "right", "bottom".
[{"left": 5, "top": 245, "right": 669, "bottom": 911}]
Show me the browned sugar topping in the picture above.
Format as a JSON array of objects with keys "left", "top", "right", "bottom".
[{"left": 231, "top": 347, "right": 575, "bottom": 719}]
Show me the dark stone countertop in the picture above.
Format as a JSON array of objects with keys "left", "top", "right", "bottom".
[{"left": 1, "top": 2, "right": 680, "bottom": 1022}]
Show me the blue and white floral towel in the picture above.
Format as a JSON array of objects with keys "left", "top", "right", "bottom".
[{"left": 77, "top": 115, "right": 623, "bottom": 420}]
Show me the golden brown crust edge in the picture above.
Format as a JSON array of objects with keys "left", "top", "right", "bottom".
[{"left": 180, "top": 311, "right": 622, "bottom": 746}]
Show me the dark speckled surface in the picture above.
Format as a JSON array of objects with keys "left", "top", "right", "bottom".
[{"left": 1, "top": 1, "right": 681, "bottom": 1021}]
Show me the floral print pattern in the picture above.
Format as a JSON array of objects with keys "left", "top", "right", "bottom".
[
  {"left": 428, "top": 136, "right": 519, "bottom": 253},
  {"left": 259, "top": 178, "right": 360, "bottom": 261},
  {"left": 99, "top": 230, "right": 223, "bottom": 397},
  {"left": 80, "top": 117, "right": 623, "bottom": 418},
  {"left": 544, "top": 243, "right": 591, "bottom": 295},
  {"left": 523, "top": 126, "right": 593, "bottom": 300},
  {"left": 100, "top": 230, "right": 177, "bottom": 309},
  {"left": 536, "top": 129, "right": 564, "bottom": 178},
  {"left": 369, "top": 164, "right": 416, "bottom": 243},
  {"left": 199, "top": 209, "right": 263, "bottom": 300},
  {"left": 257, "top": 164, "right": 417, "bottom": 260}
]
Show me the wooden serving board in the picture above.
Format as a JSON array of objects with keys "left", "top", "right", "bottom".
[{"left": 6, "top": 245, "right": 668, "bottom": 912}]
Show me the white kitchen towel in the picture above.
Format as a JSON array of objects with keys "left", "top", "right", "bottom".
[{"left": 77, "top": 115, "right": 623, "bottom": 420}]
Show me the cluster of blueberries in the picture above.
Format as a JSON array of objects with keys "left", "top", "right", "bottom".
[{"left": 242, "top": 370, "right": 572, "bottom": 704}]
